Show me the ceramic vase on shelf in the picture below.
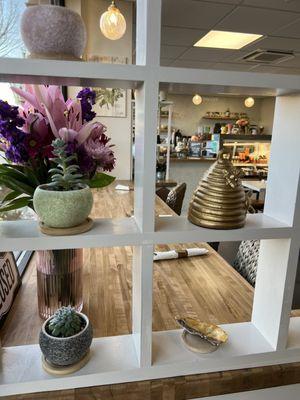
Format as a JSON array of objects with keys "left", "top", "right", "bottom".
[
  {"left": 36, "top": 249, "right": 83, "bottom": 319},
  {"left": 188, "top": 151, "right": 249, "bottom": 229},
  {"left": 21, "top": 4, "right": 87, "bottom": 60}
]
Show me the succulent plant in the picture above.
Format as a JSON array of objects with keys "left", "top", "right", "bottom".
[
  {"left": 47, "top": 306, "right": 83, "bottom": 338},
  {"left": 48, "top": 139, "right": 83, "bottom": 191}
]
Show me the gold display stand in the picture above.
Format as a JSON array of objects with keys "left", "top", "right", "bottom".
[
  {"left": 39, "top": 218, "right": 93, "bottom": 236},
  {"left": 41, "top": 351, "right": 90, "bottom": 376}
]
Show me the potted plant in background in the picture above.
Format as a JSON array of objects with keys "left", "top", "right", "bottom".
[
  {"left": 0, "top": 84, "right": 116, "bottom": 318},
  {"left": 40, "top": 306, "right": 92, "bottom": 371}
]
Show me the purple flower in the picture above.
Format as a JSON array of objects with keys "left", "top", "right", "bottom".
[
  {"left": 0, "top": 100, "right": 28, "bottom": 163},
  {"left": 84, "top": 124, "right": 115, "bottom": 172},
  {"left": 76, "top": 88, "right": 96, "bottom": 123}
]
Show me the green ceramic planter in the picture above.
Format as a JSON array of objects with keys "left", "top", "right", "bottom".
[{"left": 33, "top": 184, "right": 93, "bottom": 228}]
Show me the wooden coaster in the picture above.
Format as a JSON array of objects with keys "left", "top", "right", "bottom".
[
  {"left": 39, "top": 218, "right": 94, "bottom": 236},
  {"left": 181, "top": 330, "right": 219, "bottom": 354},
  {"left": 42, "top": 350, "right": 90, "bottom": 376}
]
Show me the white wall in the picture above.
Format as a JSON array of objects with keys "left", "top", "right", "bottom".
[
  {"left": 67, "top": 0, "right": 133, "bottom": 180},
  {"left": 167, "top": 94, "right": 274, "bottom": 136}
]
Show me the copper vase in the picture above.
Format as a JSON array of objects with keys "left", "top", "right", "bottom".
[{"left": 188, "top": 151, "right": 248, "bottom": 229}]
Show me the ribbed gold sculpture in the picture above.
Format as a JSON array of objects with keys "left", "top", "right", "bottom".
[{"left": 188, "top": 151, "right": 248, "bottom": 229}]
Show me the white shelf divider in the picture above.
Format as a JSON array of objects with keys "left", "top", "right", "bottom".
[
  {"left": 0, "top": 217, "right": 141, "bottom": 252},
  {"left": 0, "top": 57, "right": 145, "bottom": 88},
  {"left": 251, "top": 95, "right": 300, "bottom": 351}
]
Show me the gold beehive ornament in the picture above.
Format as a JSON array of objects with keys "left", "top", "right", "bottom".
[{"left": 188, "top": 150, "right": 248, "bottom": 229}]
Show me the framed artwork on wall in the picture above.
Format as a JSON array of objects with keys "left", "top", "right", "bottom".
[{"left": 88, "top": 55, "right": 128, "bottom": 118}]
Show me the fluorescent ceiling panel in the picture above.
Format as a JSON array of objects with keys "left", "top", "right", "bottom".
[{"left": 194, "top": 30, "right": 263, "bottom": 50}]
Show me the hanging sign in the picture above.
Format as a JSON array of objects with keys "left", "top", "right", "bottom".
[{"left": 0, "top": 252, "right": 20, "bottom": 324}]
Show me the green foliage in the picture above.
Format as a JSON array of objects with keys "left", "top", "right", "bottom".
[
  {"left": 95, "top": 88, "right": 123, "bottom": 109},
  {"left": 47, "top": 306, "right": 83, "bottom": 338},
  {"left": 88, "top": 172, "right": 115, "bottom": 188},
  {"left": 48, "top": 139, "right": 83, "bottom": 191}
]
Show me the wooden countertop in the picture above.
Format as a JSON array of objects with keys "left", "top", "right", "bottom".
[{"left": 0, "top": 181, "right": 254, "bottom": 346}]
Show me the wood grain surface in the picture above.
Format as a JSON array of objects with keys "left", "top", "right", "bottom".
[
  {"left": 4, "top": 362, "right": 300, "bottom": 400},
  {"left": 1, "top": 182, "right": 254, "bottom": 346}
]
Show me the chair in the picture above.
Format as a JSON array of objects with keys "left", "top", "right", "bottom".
[{"left": 156, "top": 183, "right": 186, "bottom": 216}]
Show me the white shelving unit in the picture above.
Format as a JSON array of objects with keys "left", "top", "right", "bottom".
[{"left": 0, "top": 0, "right": 300, "bottom": 396}]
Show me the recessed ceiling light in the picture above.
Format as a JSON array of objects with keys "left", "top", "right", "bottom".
[{"left": 194, "top": 30, "right": 263, "bottom": 50}]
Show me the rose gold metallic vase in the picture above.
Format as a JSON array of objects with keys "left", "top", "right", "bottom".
[{"left": 188, "top": 151, "right": 248, "bottom": 229}]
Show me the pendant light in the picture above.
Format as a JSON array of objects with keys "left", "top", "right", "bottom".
[
  {"left": 100, "top": 0, "right": 126, "bottom": 41},
  {"left": 244, "top": 97, "right": 255, "bottom": 108},
  {"left": 192, "top": 94, "right": 203, "bottom": 105}
]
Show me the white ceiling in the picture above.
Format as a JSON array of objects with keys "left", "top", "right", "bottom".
[{"left": 160, "top": 0, "right": 300, "bottom": 75}]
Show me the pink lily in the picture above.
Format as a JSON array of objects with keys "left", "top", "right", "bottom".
[{"left": 45, "top": 106, "right": 97, "bottom": 146}]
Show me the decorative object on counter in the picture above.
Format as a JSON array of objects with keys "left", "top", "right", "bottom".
[
  {"left": 248, "top": 125, "right": 258, "bottom": 135},
  {"left": 154, "top": 247, "right": 208, "bottom": 261},
  {"left": 40, "top": 306, "right": 93, "bottom": 374},
  {"left": 188, "top": 150, "right": 249, "bottom": 229},
  {"left": 213, "top": 122, "right": 222, "bottom": 134},
  {"left": 192, "top": 94, "right": 203, "bottom": 105},
  {"left": 156, "top": 156, "right": 167, "bottom": 180},
  {"left": 176, "top": 317, "right": 228, "bottom": 354},
  {"left": 37, "top": 249, "right": 83, "bottom": 320},
  {"left": 99, "top": 0, "right": 126, "bottom": 41},
  {"left": 34, "top": 139, "right": 93, "bottom": 231},
  {"left": 175, "top": 140, "right": 188, "bottom": 158},
  {"left": 225, "top": 108, "right": 230, "bottom": 117},
  {"left": 21, "top": 5, "right": 87, "bottom": 60},
  {"left": 244, "top": 97, "right": 255, "bottom": 108},
  {"left": 0, "top": 85, "right": 115, "bottom": 223},
  {"left": 236, "top": 118, "right": 249, "bottom": 134}
]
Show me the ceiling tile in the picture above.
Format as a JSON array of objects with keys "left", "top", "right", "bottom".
[
  {"left": 179, "top": 47, "right": 239, "bottom": 62},
  {"left": 161, "top": 27, "right": 207, "bottom": 46},
  {"left": 216, "top": 6, "right": 299, "bottom": 35},
  {"left": 210, "top": 62, "right": 255, "bottom": 71},
  {"left": 161, "top": 0, "right": 235, "bottom": 29},
  {"left": 170, "top": 59, "right": 215, "bottom": 68},
  {"left": 250, "top": 64, "right": 300, "bottom": 74},
  {"left": 243, "top": 36, "right": 300, "bottom": 53},
  {"left": 278, "top": 55, "right": 300, "bottom": 68},
  {"left": 272, "top": 18, "right": 300, "bottom": 39},
  {"left": 242, "top": 0, "right": 300, "bottom": 13},
  {"left": 161, "top": 45, "right": 188, "bottom": 59}
]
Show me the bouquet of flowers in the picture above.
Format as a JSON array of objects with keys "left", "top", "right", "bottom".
[{"left": 0, "top": 85, "right": 115, "bottom": 213}]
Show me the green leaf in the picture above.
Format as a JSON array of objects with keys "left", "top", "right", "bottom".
[
  {"left": 0, "top": 197, "right": 31, "bottom": 213},
  {"left": 88, "top": 172, "right": 115, "bottom": 188},
  {"left": 1, "top": 190, "right": 21, "bottom": 203},
  {"left": 23, "top": 166, "right": 40, "bottom": 187},
  {"left": 0, "top": 175, "right": 35, "bottom": 196}
]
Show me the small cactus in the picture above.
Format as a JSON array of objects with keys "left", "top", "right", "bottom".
[
  {"left": 48, "top": 138, "right": 83, "bottom": 191},
  {"left": 47, "top": 306, "right": 83, "bottom": 338}
]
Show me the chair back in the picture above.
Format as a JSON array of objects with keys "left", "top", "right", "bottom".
[{"left": 166, "top": 183, "right": 186, "bottom": 215}]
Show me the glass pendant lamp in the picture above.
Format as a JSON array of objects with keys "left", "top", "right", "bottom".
[{"left": 100, "top": 0, "right": 126, "bottom": 40}]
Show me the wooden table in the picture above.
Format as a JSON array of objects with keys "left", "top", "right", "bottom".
[{"left": 0, "top": 181, "right": 254, "bottom": 347}]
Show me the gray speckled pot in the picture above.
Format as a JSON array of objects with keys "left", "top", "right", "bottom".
[
  {"left": 39, "top": 313, "right": 92, "bottom": 366},
  {"left": 21, "top": 5, "right": 87, "bottom": 60},
  {"left": 33, "top": 184, "right": 93, "bottom": 228}
]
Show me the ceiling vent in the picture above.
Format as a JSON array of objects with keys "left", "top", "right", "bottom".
[{"left": 242, "top": 50, "right": 294, "bottom": 64}]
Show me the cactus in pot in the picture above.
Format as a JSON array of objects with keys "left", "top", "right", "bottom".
[
  {"left": 40, "top": 306, "right": 93, "bottom": 367},
  {"left": 33, "top": 139, "right": 93, "bottom": 229}
]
